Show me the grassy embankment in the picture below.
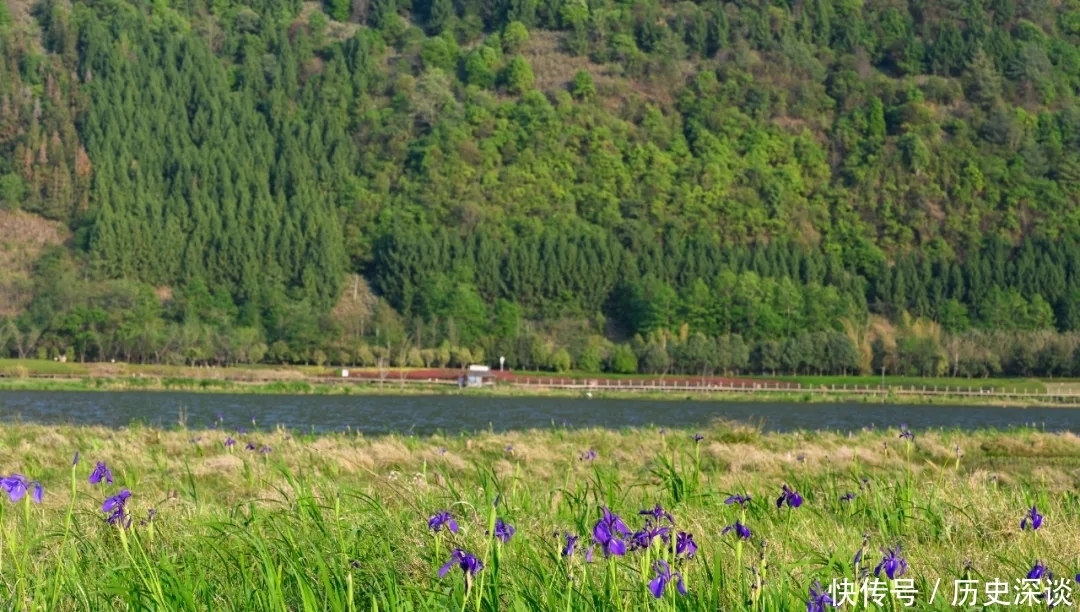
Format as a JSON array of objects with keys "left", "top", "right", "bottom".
[
  {"left": 0, "top": 359, "right": 1060, "bottom": 406},
  {"left": 0, "top": 421, "right": 1075, "bottom": 609}
]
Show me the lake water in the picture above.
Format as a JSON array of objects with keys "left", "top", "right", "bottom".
[{"left": 0, "top": 390, "right": 1076, "bottom": 435}]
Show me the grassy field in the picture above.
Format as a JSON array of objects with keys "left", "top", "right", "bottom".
[{"left": 0, "top": 421, "right": 1075, "bottom": 609}]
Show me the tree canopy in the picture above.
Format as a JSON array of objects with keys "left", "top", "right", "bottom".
[{"left": 4, "top": 0, "right": 1080, "bottom": 374}]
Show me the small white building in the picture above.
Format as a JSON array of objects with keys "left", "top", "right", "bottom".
[{"left": 465, "top": 364, "right": 493, "bottom": 388}]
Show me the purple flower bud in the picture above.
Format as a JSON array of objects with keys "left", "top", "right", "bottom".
[{"left": 562, "top": 533, "right": 578, "bottom": 557}]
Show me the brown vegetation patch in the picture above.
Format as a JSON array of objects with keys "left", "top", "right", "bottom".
[
  {"left": 0, "top": 209, "right": 68, "bottom": 316},
  {"left": 4, "top": 0, "right": 39, "bottom": 30},
  {"left": 979, "top": 433, "right": 1080, "bottom": 458},
  {"left": 299, "top": 2, "right": 361, "bottom": 41},
  {"left": 196, "top": 454, "right": 244, "bottom": 476},
  {"left": 522, "top": 31, "right": 615, "bottom": 95}
]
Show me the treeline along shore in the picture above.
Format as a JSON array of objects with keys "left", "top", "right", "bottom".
[{"left": 2, "top": 359, "right": 1079, "bottom": 406}]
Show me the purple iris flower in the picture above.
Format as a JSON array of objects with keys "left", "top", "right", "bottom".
[
  {"left": 1021, "top": 506, "right": 1043, "bottom": 530},
  {"left": 103, "top": 489, "right": 132, "bottom": 526},
  {"left": 676, "top": 532, "right": 697, "bottom": 559},
  {"left": 0, "top": 475, "right": 42, "bottom": 504},
  {"left": 580, "top": 449, "right": 597, "bottom": 461},
  {"left": 692, "top": 434, "right": 704, "bottom": 443},
  {"left": 245, "top": 442, "right": 256, "bottom": 451},
  {"left": 648, "top": 560, "right": 686, "bottom": 598},
  {"left": 562, "top": 534, "right": 578, "bottom": 557},
  {"left": 874, "top": 546, "right": 908, "bottom": 579},
  {"left": 1027, "top": 561, "right": 1051, "bottom": 581},
  {"left": 898, "top": 424, "right": 914, "bottom": 440},
  {"left": 724, "top": 494, "right": 752, "bottom": 507},
  {"left": 504, "top": 445, "right": 514, "bottom": 454},
  {"left": 0, "top": 475, "right": 26, "bottom": 502},
  {"left": 89, "top": 462, "right": 113, "bottom": 485},
  {"left": 438, "top": 549, "right": 483, "bottom": 579},
  {"left": 722, "top": 520, "right": 752, "bottom": 540},
  {"left": 639, "top": 503, "right": 674, "bottom": 524},
  {"left": 840, "top": 492, "right": 856, "bottom": 502},
  {"left": 776, "top": 484, "right": 803, "bottom": 509},
  {"left": 592, "top": 507, "right": 631, "bottom": 557},
  {"left": 807, "top": 580, "right": 835, "bottom": 612},
  {"left": 429, "top": 511, "right": 459, "bottom": 534},
  {"left": 259, "top": 446, "right": 272, "bottom": 454},
  {"left": 225, "top": 437, "right": 236, "bottom": 447},
  {"left": 491, "top": 518, "right": 515, "bottom": 543},
  {"left": 630, "top": 522, "right": 671, "bottom": 551}
]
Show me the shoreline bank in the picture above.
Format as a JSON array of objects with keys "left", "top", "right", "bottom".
[{"left": 0, "top": 374, "right": 1076, "bottom": 407}]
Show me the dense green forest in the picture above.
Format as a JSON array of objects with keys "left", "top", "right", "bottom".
[{"left": 5, "top": 0, "right": 1080, "bottom": 376}]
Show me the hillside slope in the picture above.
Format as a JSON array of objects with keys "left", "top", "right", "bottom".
[{"left": 3, "top": 0, "right": 1080, "bottom": 376}]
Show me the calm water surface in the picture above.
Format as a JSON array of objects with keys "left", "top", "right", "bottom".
[{"left": 0, "top": 390, "right": 1077, "bottom": 435}]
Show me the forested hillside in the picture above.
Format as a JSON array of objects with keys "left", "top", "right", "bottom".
[{"left": 5, "top": 0, "right": 1080, "bottom": 376}]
